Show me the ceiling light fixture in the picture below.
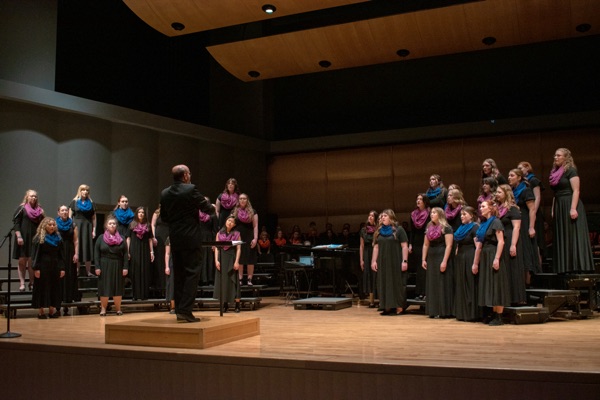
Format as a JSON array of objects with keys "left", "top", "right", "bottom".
[
  {"left": 396, "top": 49, "right": 410, "bottom": 57},
  {"left": 482, "top": 36, "right": 496, "bottom": 46},
  {"left": 318, "top": 60, "right": 332, "bottom": 68},
  {"left": 262, "top": 4, "right": 276, "bottom": 14},
  {"left": 171, "top": 22, "right": 185, "bottom": 31},
  {"left": 248, "top": 71, "right": 261, "bottom": 78},
  {"left": 575, "top": 23, "right": 591, "bottom": 33}
]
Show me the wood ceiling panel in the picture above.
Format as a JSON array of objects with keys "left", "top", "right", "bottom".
[
  {"left": 462, "top": 0, "right": 521, "bottom": 48},
  {"left": 515, "top": 0, "right": 573, "bottom": 42},
  {"left": 208, "top": 0, "right": 600, "bottom": 82},
  {"left": 123, "top": 0, "right": 367, "bottom": 36}
]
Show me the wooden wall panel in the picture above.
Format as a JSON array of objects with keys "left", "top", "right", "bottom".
[
  {"left": 267, "top": 129, "right": 600, "bottom": 234},
  {"left": 267, "top": 152, "right": 327, "bottom": 219}
]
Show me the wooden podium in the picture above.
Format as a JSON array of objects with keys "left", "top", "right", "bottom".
[
  {"left": 105, "top": 313, "right": 260, "bottom": 349},
  {"left": 104, "top": 240, "right": 260, "bottom": 349}
]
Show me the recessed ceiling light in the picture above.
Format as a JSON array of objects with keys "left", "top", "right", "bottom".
[
  {"left": 248, "top": 71, "right": 261, "bottom": 78},
  {"left": 396, "top": 49, "right": 410, "bottom": 57},
  {"left": 576, "top": 23, "right": 591, "bottom": 33},
  {"left": 482, "top": 36, "right": 496, "bottom": 46},
  {"left": 318, "top": 60, "right": 332, "bottom": 68},
  {"left": 171, "top": 22, "right": 185, "bottom": 31},
  {"left": 262, "top": 4, "right": 276, "bottom": 14}
]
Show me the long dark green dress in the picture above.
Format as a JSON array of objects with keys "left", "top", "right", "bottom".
[
  {"left": 477, "top": 219, "right": 510, "bottom": 307},
  {"left": 515, "top": 187, "right": 540, "bottom": 275},
  {"left": 359, "top": 226, "right": 376, "bottom": 297},
  {"left": 374, "top": 226, "right": 408, "bottom": 311},
  {"left": 95, "top": 237, "right": 129, "bottom": 297},
  {"left": 454, "top": 223, "right": 479, "bottom": 321},
  {"left": 499, "top": 205, "right": 525, "bottom": 304},
  {"left": 69, "top": 199, "right": 96, "bottom": 263},
  {"left": 58, "top": 221, "right": 80, "bottom": 303},
  {"left": 215, "top": 231, "right": 241, "bottom": 303},
  {"left": 425, "top": 225, "right": 454, "bottom": 317},
  {"left": 550, "top": 167, "right": 594, "bottom": 273},
  {"left": 128, "top": 225, "right": 153, "bottom": 300},
  {"left": 31, "top": 237, "right": 65, "bottom": 310}
]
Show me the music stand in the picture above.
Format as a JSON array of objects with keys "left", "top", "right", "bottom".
[
  {"left": 1, "top": 230, "right": 21, "bottom": 338},
  {"left": 203, "top": 240, "right": 243, "bottom": 317}
]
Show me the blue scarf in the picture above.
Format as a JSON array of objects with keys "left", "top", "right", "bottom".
[
  {"left": 525, "top": 172, "right": 535, "bottom": 181},
  {"left": 476, "top": 216, "right": 496, "bottom": 243},
  {"left": 512, "top": 182, "right": 527, "bottom": 200},
  {"left": 114, "top": 207, "right": 134, "bottom": 225},
  {"left": 379, "top": 225, "right": 394, "bottom": 237},
  {"left": 77, "top": 198, "right": 92, "bottom": 212},
  {"left": 454, "top": 222, "right": 475, "bottom": 242},
  {"left": 56, "top": 217, "right": 73, "bottom": 232},
  {"left": 426, "top": 187, "right": 441, "bottom": 199},
  {"left": 44, "top": 232, "right": 61, "bottom": 247}
]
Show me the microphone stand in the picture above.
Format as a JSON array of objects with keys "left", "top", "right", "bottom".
[{"left": 1, "top": 230, "right": 21, "bottom": 338}]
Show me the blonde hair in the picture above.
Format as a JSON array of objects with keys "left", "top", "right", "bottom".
[
  {"left": 496, "top": 184, "right": 518, "bottom": 209},
  {"left": 555, "top": 148, "right": 576, "bottom": 171},
  {"left": 427, "top": 207, "right": 451, "bottom": 231},
  {"left": 73, "top": 184, "right": 93, "bottom": 201},
  {"left": 21, "top": 189, "right": 38, "bottom": 205},
  {"left": 448, "top": 189, "right": 467, "bottom": 207},
  {"left": 35, "top": 217, "right": 57, "bottom": 244},
  {"left": 233, "top": 193, "right": 255, "bottom": 218}
]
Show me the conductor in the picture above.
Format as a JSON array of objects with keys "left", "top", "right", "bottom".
[{"left": 160, "top": 165, "right": 214, "bottom": 322}]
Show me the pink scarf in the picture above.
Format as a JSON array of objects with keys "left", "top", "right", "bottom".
[
  {"left": 133, "top": 223, "right": 148, "bottom": 240},
  {"left": 24, "top": 203, "right": 44, "bottom": 223},
  {"left": 103, "top": 230, "right": 123, "bottom": 246},
  {"left": 365, "top": 224, "right": 376, "bottom": 234},
  {"left": 426, "top": 224, "right": 442, "bottom": 241},
  {"left": 411, "top": 207, "right": 429, "bottom": 229},
  {"left": 549, "top": 166, "right": 565, "bottom": 186},
  {"left": 217, "top": 229, "right": 240, "bottom": 250},
  {"left": 236, "top": 207, "right": 252, "bottom": 224},
  {"left": 199, "top": 211, "right": 211, "bottom": 223},
  {"left": 445, "top": 204, "right": 461, "bottom": 220},
  {"left": 497, "top": 205, "right": 508, "bottom": 218},
  {"left": 220, "top": 192, "right": 238, "bottom": 209}
]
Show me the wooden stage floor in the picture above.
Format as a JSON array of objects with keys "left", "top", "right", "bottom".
[{"left": 2, "top": 297, "right": 600, "bottom": 399}]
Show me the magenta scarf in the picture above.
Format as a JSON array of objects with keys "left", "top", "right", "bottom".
[
  {"left": 199, "top": 211, "right": 211, "bottom": 223},
  {"left": 133, "top": 223, "right": 148, "bottom": 240},
  {"left": 411, "top": 207, "right": 429, "bottom": 229},
  {"left": 217, "top": 229, "right": 240, "bottom": 250},
  {"left": 477, "top": 193, "right": 492, "bottom": 205},
  {"left": 497, "top": 205, "right": 508, "bottom": 218},
  {"left": 103, "top": 230, "right": 123, "bottom": 246},
  {"left": 426, "top": 224, "right": 442, "bottom": 241},
  {"left": 220, "top": 192, "right": 238, "bottom": 209},
  {"left": 445, "top": 203, "right": 461, "bottom": 220},
  {"left": 24, "top": 203, "right": 44, "bottom": 223},
  {"left": 365, "top": 224, "right": 376, "bottom": 234},
  {"left": 236, "top": 207, "right": 252, "bottom": 224},
  {"left": 549, "top": 166, "right": 565, "bottom": 186}
]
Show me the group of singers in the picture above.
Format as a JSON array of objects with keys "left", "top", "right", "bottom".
[
  {"left": 359, "top": 148, "right": 595, "bottom": 325},
  {"left": 11, "top": 148, "right": 595, "bottom": 322}
]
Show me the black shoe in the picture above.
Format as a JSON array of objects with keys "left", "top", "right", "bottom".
[
  {"left": 223, "top": 302, "right": 229, "bottom": 313},
  {"left": 489, "top": 315, "right": 504, "bottom": 326},
  {"left": 368, "top": 303, "right": 376, "bottom": 308},
  {"left": 63, "top": 307, "right": 70, "bottom": 316},
  {"left": 38, "top": 314, "right": 47, "bottom": 319},
  {"left": 176, "top": 313, "right": 201, "bottom": 323},
  {"left": 234, "top": 303, "right": 241, "bottom": 313},
  {"left": 380, "top": 309, "right": 390, "bottom": 316},
  {"left": 48, "top": 312, "right": 59, "bottom": 319}
]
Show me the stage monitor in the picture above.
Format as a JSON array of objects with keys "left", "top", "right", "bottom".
[{"left": 298, "top": 255, "right": 314, "bottom": 267}]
